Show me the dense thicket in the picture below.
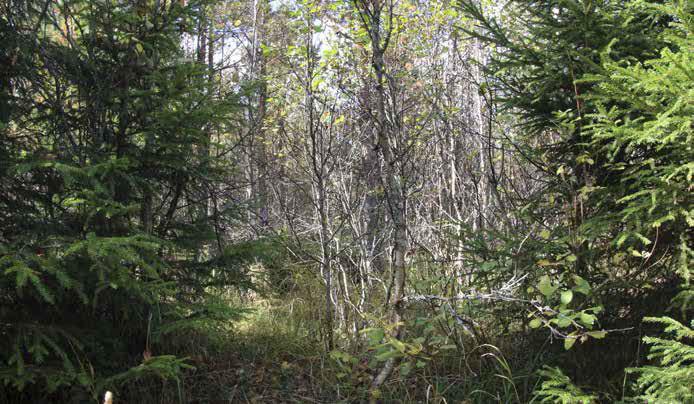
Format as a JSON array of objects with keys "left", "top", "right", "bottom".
[{"left": 1, "top": 0, "right": 691, "bottom": 402}]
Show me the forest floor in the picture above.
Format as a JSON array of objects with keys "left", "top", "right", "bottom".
[{"left": 174, "top": 302, "right": 344, "bottom": 403}]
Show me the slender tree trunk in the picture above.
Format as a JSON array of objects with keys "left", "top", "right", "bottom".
[{"left": 355, "top": 0, "right": 409, "bottom": 390}]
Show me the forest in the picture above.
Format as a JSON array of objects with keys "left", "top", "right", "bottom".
[{"left": 0, "top": 0, "right": 692, "bottom": 402}]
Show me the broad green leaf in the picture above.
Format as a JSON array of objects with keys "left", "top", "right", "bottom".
[
  {"left": 587, "top": 331, "right": 606, "bottom": 339},
  {"left": 579, "top": 312, "right": 596, "bottom": 327},
  {"left": 375, "top": 349, "right": 400, "bottom": 362},
  {"left": 573, "top": 275, "right": 591, "bottom": 295},
  {"left": 564, "top": 337, "right": 577, "bottom": 350},
  {"left": 538, "top": 276, "right": 557, "bottom": 297},
  {"left": 556, "top": 317, "right": 572, "bottom": 328}
]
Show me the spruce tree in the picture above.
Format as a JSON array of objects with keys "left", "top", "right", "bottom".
[
  {"left": 586, "top": 2, "right": 693, "bottom": 399},
  {"left": 457, "top": 0, "right": 672, "bottom": 334},
  {"left": 459, "top": 0, "right": 692, "bottom": 397},
  {"left": 0, "top": 0, "right": 241, "bottom": 400}
]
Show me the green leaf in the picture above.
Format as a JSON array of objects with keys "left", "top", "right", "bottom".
[
  {"left": 564, "top": 337, "right": 577, "bottom": 350},
  {"left": 529, "top": 318, "right": 543, "bottom": 329},
  {"left": 391, "top": 339, "right": 407, "bottom": 353},
  {"left": 587, "top": 331, "right": 606, "bottom": 339},
  {"left": 556, "top": 317, "right": 572, "bottom": 328},
  {"left": 561, "top": 290, "right": 573, "bottom": 305},
  {"left": 399, "top": 362, "right": 412, "bottom": 376},
  {"left": 572, "top": 275, "right": 591, "bottom": 295},
  {"left": 363, "top": 327, "right": 385, "bottom": 345},
  {"left": 375, "top": 349, "right": 401, "bottom": 362},
  {"left": 538, "top": 276, "right": 557, "bottom": 297},
  {"left": 579, "top": 312, "right": 596, "bottom": 327}
]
